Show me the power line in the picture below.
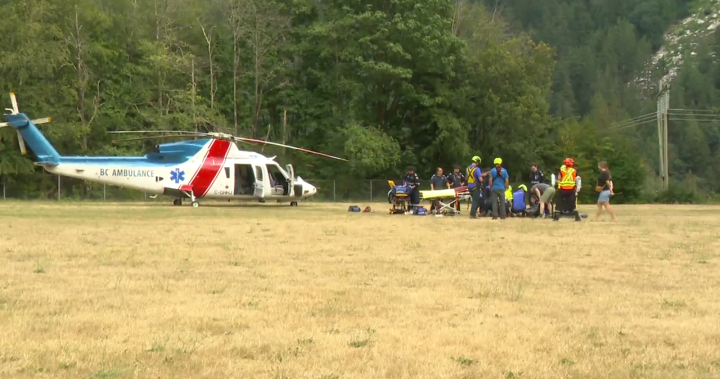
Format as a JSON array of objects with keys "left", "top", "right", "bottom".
[
  {"left": 618, "top": 112, "right": 655, "bottom": 124},
  {"left": 667, "top": 112, "right": 720, "bottom": 117},
  {"left": 611, "top": 112, "right": 655, "bottom": 127},
  {"left": 612, "top": 118, "right": 656, "bottom": 131},
  {"left": 612, "top": 113, "right": 720, "bottom": 130},
  {"left": 668, "top": 108, "right": 716, "bottom": 113},
  {"left": 668, "top": 117, "right": 720, "bottom": 122}
]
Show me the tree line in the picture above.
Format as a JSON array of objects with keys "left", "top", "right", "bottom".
[{"left": 0, "top": 0, "right": 717, "bottom": 202}]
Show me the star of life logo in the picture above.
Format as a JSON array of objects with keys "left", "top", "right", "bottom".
[{"left": 170, "top": 168, "right": 185, "bottom": 184}]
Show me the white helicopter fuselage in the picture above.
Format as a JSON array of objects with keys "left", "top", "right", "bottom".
[{"left": 39, "top": 138, "right": 317, "bottom": 203}]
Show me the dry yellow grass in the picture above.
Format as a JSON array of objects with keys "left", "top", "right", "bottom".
[{"left": 1, "top": 201, "right": 719, "bottom": 379}]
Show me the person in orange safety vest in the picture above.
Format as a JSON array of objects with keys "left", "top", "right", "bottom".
[{"left": 555, "top": 158, "right": 581, "bottom": 221}]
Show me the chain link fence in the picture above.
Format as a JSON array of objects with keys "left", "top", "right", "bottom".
[{"left": 0, "top": 175, "right": 399, "bottom": 203}]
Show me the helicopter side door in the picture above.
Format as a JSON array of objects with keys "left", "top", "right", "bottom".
[
  {"left": 286, "top": 164, "right": 296, "bottom": 197},
  {"left": 233, "top": 164, "right": 255, "bottom": 196},
  {"left": 252, "top": 164, "right": 268, "bottom": 198}
]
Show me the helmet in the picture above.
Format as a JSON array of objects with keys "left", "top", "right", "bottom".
[
  {"left": 472, "top": 156, "right": 481, "bottom": 163},
  {"left": 563, "top": 158, "right": 574, "bottom": 167},
  {"left": 494, "top": 157, "right": 502, "bottom": 165}
]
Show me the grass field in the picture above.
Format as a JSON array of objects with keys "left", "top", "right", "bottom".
[{"left": 1, "top": 201, "right": 719, "bottom": 379}]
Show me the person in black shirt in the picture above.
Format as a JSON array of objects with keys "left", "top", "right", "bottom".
[
  {"left": 529, "top": 164, "right": 545, "bottom": 186},
  {"left": 594, "top": 161, "right": 616, "bottom": 221},
  {"left": 447, "top": 165, "right": 466, "bottom": 211},
  {"left": 402, "top": 166, "right": 420, "bottom": 210},
  {"left": 429, "top": 167, "right": 449, "bottom": 213},
  {"left": 447, "top": 165, "right": 466, "bottom": 188}
]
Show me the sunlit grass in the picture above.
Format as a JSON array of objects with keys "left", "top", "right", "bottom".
[{"left": 0, "top": 202, "right": 719, "bottom": 378}]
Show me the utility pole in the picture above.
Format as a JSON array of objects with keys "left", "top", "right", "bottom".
[
  {"left": 656, "top": 81, "right": 664, "bottom": 189},
  {"left": 657, "top": 79, "right": 670, "bottom": 190},
  {"left": 663, "top": 84, "right": 670, "bottom": 190}
]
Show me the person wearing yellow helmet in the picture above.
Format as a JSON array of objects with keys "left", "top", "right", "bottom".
[
  {"left": 489, "top": 157, "right": 509, "bottom": 220},
  {"left": 466, "top": 155, "right": 483, "bottom": 218}
]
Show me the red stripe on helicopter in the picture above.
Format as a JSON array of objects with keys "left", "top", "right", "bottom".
[
  {"left": 189, "top": 139, "right": 232, "bottom": 197},
  {"left": 186, "top": 142, "right": 212, "bottom": 184},
  {"left": 203, "top": 141, "right": 233, "bottom": 196}
]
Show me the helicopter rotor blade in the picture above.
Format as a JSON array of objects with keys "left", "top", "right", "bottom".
[
  {"left": 106, "top": 130, "right": 349, "bottom": 161},
  {"left": 108, "top": 130, "right": 205, "bottom": 134},
  {"left": 10, "top": 92, "right": 19, "bottom": 114},
  {"left": 111, "top": 134, "right": 204, "bottom": 144},
  {"left": 233, "top": 136, "right": 348, "bottom": 162}
]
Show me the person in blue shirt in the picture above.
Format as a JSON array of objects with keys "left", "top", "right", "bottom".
[
  {"left": 489, "top": 157, "right": 509, "bottom": 220},
  {"left": 466, "top": 156, "right": 483, "bottom": 218}
]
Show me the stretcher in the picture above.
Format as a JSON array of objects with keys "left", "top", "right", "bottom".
[
  {"left": 387, "top": 180, "right": 412, "bottom": 214},
  {"left": 420, "top": 186, "right": 470, "bottom": 216}
]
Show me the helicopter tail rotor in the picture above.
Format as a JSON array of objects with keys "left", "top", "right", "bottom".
[{"left": 0, "top": 92, "right": 53, "bottom": 155}]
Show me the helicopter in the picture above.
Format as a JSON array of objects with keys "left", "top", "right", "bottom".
[{"left": 0, "top": 92, "right": 347, "bottom": 207}]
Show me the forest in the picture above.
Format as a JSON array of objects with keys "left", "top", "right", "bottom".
[{"left": 0, "top": 0, "right": 718, "bottom": 202}]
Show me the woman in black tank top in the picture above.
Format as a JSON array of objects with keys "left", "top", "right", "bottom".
[{"left": 594, "top": 161, "right": 616, "bottom": 221}]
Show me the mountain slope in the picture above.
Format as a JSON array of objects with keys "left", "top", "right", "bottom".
[{"left": 652, "top": 0, "right": 720, "bottom": 83}]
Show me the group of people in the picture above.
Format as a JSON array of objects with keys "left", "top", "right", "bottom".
[{"left": 400, "top": 156, "right": 616, "bottom": 221}]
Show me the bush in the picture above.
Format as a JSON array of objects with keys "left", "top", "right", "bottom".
[{"left": 654, "top": 186, "right": 701, "bottom": 204}]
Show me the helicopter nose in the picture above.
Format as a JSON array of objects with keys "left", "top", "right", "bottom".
[{"left": 305, "top": 183, "right": 317, "bottom": 196}]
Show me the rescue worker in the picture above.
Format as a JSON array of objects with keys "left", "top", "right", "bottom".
[
  {"left": 510, "top": 184, "right": 529, "bottom": 216},
  {"left": 575, "top": 174, "right": 582, "bottom": 208},
  {"left": 531, "top": 182, "right": 555, "bottom": 218},
  {"left": 467, "top": 156, "right": 483, "bottom": 218},
  {"left": 529, "top": 164, "right": 546, "bottom": 186},
  {"left": 429, "top": 167, "right": 450, "bottom": 213},
  {"left": 488, "top": 157, "right": 509, "bottom": 220},
  {"left": 556, "top": 158, "right": 581, "bottom": 221},
  {"left": 481, "top": 183, "right": 492, "bottom": 217},
  {"left": 553, "top": 165, "right": 565, "bottom": 188},
  {"left": 447, "top": 165, "right": 466, "bottom": 211},
  {"left": 504, "top": 185, "right": 514, "bottom": 216},
  {"left": 402, "top": 166, "right": 420, "bottom": 212},
  {"left": 505, "top": 184, "right": 513, "bottom": 216}
]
